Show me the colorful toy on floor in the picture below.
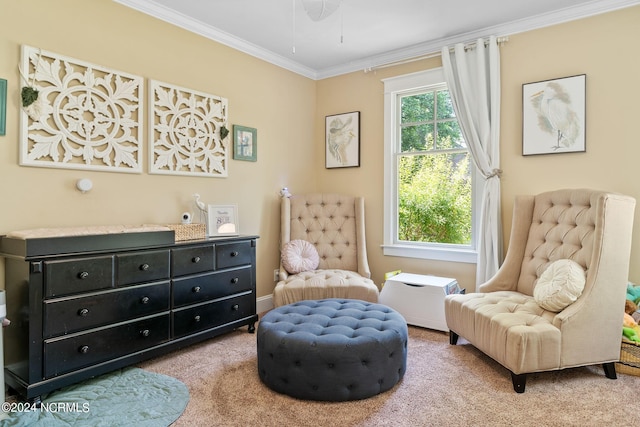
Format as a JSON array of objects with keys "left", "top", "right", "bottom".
[
  {"left": 623, "top": 312, "right": 640, "bottom": 342},
  {"left": 626, "top": 283, "right": 640, "bottom": 305}
]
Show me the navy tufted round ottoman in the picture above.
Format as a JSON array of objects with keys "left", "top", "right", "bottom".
[{"left": 257, "top": 299, "right": 408, "bottom": 401}]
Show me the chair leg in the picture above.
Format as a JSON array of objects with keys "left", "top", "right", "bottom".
[
  {"left": 511, "top": 372, "right": 526, "bottom": 393},
  {"left": 603, "top": 362, "right": 617, "bottom": 379},
  {"left": 449, "top": 331, "right": 459, "bottom": 345}
]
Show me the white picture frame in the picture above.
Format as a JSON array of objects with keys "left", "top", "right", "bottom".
[
  {"left": 522, "top": 74, "right": 586, "bottom": 156},
  {"left": 325, "top": 111, "right": 360, "bottom": 168},
  {"left": 207, "top": 204, "right": 239, "bottom": 236}
]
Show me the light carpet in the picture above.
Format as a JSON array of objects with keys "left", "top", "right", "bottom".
[
  {"left": 1, "top": 367, "right": 189, "bottom": 427},
  {"left": 139, "top": 325, "right": 640, "bottom": 427}
]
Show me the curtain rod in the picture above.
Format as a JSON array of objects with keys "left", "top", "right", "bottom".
[{"left": 364, "top": 36, "right": 509, "bottom": 73}]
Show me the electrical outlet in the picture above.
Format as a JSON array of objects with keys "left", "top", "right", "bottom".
[{"left": 273, "top": 269, "right": 279, "bottom": 282}]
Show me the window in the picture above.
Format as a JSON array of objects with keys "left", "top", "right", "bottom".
[{"left": 382, "top": 68, "right": 479, "bottom": 263}]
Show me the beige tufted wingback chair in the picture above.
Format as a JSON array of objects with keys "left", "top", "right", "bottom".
[
  {"left": 273, "top": 193, "right": 379, "bottom": 307},
  {"left": 445, "top": 189, "right": 636, "bottom": 393}
]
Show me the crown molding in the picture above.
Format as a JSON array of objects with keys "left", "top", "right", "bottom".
[
  {"left": 315, "top": 0, "right": 640, "bottom": 79},
  {"left": 115, "top": 0, "right": 640, "bottom": 81},
  {"left": 113, "top": 0, "right": 320, "bottom": 79}
]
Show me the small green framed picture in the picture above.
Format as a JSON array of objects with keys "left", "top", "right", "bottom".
[
  {"left": 0, "top": 78, "right": 7, "bottom": 136},
  {"left": 233, "top": 125, "right": 257, "bottom": 162}
]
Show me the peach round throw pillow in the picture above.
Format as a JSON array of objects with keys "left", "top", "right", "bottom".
[
  {"left": 534, "top": 259, "right": 586, "bottom": 312},
  {"left": 281, "top": 239, "right": 320, "bottom": 274}
]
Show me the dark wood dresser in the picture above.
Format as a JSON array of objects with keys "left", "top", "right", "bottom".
[{"left": 0, "top": 231, "right": 259, "bottom": 403}]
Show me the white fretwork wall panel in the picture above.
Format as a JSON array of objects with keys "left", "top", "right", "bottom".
[
  {"left": 20, "top": 45, "right": 144, "bottom": 173},
  {"left": 149, "top": 80, "right": 229, "bottom": 177}
]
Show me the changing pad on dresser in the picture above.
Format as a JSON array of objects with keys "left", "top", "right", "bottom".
[
  {"left": 1, "top": 225, "right": 175, "bottom": 257},
  {"left": 6, "top": 224, "right": 171, "bottom": 239}
]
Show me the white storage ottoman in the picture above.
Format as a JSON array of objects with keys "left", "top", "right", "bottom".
[{"left": 379, "top": 272, "right": 462, "bottom": 332}]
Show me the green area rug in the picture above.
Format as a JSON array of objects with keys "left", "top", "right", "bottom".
[{"left": 0, "top": 367, "right": 189, "bottom": 426}]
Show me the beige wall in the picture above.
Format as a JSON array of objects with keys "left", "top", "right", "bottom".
[
  {"left": 1, "top": 1, "right": 639, "bottom": 298},
  {"left": 499, "top": 6, "right": 640, "bottom": 285},
  {"left": 0, "top": 0, "right": 317, "bottom": 298},
  {"left": 317, "top": 5, "right": 640, "bottom": 292}
]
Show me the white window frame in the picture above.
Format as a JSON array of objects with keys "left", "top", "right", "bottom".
[{"left": 382, "top": 68, "right": 480, "bottom": 264}]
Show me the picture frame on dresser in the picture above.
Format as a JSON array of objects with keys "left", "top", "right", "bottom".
[{"left": 207, "top": 204, "right": 239, "bottom": 236}]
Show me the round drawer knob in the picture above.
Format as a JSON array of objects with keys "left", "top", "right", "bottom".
[
  {"left": 231, "top": 251, "right": 239, "bottom": 257},
  {"left": 232, "top": 304, "right": 239, "bottom": 311},
  {"left": 78, "top": 271, "right": 89, "bottom": 279},
  {"left": 193, "top": 286, "right": 201, "bottom": 293},
  {"left": 192, "top": 256, "right": 201, "bottom": 263},
  {"left": 231, "top": 277, "right": 239, "bottom": 284},
  {"left": 78, "top": 308, "right": 89, "bottom": 317},
  {"left": 79, "top": 345, "right": 90, "bottom": 354},
  {"left": 140, "top": 296, "right": 150, "bottom": 304},
  {"left": 140, "top": 263, "right": 150, "bottom": 271},
  {"left": 194, "top": 315, "right": 201, "bottom": 322},
  {"left": 140, "top": 329, "right": 150, "bottom": 337}
]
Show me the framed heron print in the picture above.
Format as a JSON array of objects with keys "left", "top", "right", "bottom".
[{"left": 522, "top": 74, "right": 586, "bottom": 156}]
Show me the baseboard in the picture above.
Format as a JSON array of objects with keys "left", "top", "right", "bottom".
[{"left": 256, "top": 294, "right": 274, "bottom": 315}]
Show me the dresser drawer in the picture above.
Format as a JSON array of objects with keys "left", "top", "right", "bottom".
[
  {"left": 45, "top": 256, "right": 114, "bottom": 297},
  {"left": 172, "top": 293, "right": 254, "bottom": 338},
  {"left": 43, "top": 313, "right": 170, "bottom": 378},
  {"left": 172, "top": 245, "right": 214, "bottom": 277},
  {"left": 172, "top": 266, "right": 253, "bottom": 307},
  {"left": 43, "top": 281, "right": 171, "bottom": 338},
  {"left": 216, "top": 241, "right": 252, "bottom": 269},
  {"left": 117, "top": 249, "right": 170, "bottom": 286}
]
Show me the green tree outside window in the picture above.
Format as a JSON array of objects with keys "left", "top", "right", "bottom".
[{"left": 398, "top": 88, "right": 471, "bottom": 244}]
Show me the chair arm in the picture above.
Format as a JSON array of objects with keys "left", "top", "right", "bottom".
[
  {"left": 278, "top": 195, "right": 292, "bottom": 282},
  {"left": 552, "top": 192, "right": 635, "bottom": 364},
  {"left": 278, "top": 265, "right": 289, "bottom": 281},
  {"left": 355, "top": 197, "right": 371, "bottom": 279},
  {"left": 478, "top": 195, "right": 535, "bottom": 293}
]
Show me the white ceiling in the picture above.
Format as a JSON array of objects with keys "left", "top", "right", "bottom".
[{"left": 115, "top": 0, "right": 640, "bottom": 79}]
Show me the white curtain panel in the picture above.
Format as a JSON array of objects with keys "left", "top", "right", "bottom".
[{"left": 441, "top": 36, "right": 502, "bottom": 285}]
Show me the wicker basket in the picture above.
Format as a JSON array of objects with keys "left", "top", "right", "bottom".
[
  {"left": 617, "top": 338, "right": 640, "bottom": 376},
  {"left": 165, "top": 223, "right": 207, "bottom": 241}
]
